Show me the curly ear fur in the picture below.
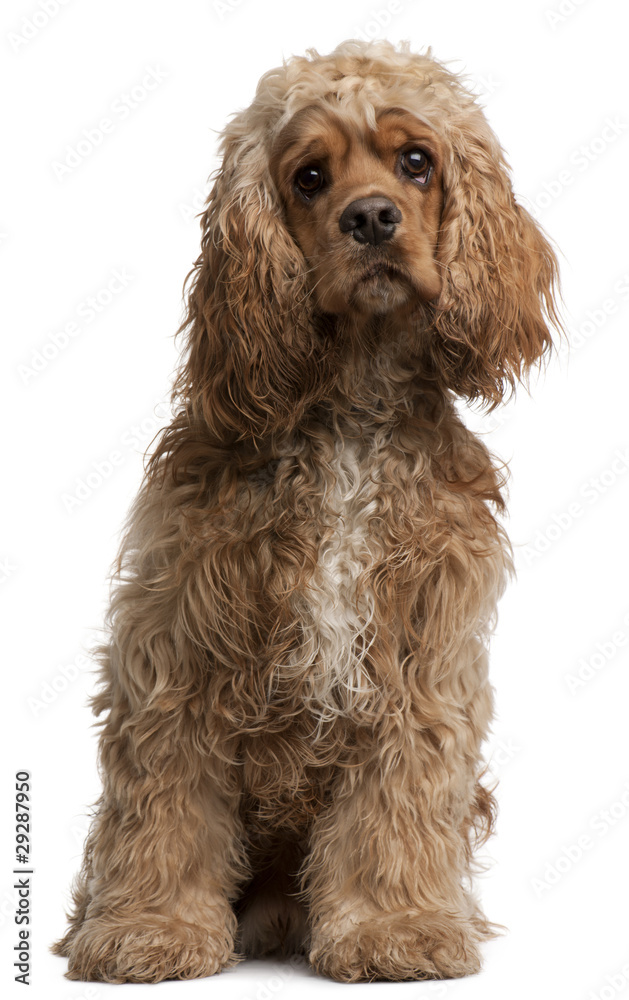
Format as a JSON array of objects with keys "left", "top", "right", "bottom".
[
  {"left": 174, "top": 126, "right": 335, "bottom": 447},
  {"left": 431, "top": 111, "right": 560, "bottom": 404}
]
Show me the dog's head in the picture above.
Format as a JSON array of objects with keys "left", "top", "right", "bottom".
[{"left": 177, "top": 41, "right": 560, "bottom": 445}]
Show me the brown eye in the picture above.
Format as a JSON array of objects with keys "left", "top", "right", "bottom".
[
  {"left": 295, "top": 165, "right": 325, "bottom": 196},
  {"left": 401, "top": 148, "right": 432, "bottom": 184}
]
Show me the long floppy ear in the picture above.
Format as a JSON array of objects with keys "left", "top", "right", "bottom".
[
  {"left": 430, "top": 109, "right": 561, "bottom": 405},
  {"left": 174, "top": 121, "right": 334, "bottom": 446}
]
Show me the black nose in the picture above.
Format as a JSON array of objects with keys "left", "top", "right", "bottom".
[{"left": 338, "top": 197, "right": 402, "bottom": 245}]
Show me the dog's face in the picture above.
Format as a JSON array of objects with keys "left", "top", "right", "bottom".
[{"left": 271, "top": 106, "right": 443, "bottom": 317}]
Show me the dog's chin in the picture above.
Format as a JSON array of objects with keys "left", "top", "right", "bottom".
[{"left": 349, "top": 265, "right": 414, "bottom": 316}]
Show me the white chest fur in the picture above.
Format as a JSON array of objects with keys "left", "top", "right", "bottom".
[{"left": 290, "top": 437, "right": 381, "bottom": 724}]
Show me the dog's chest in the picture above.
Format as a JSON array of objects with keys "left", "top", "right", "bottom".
[
  {"left": 269, "top": 433, "right": 384, "bottom": 731},
  {"left": 239, "top": 436, "right": 381, "bottom": 830}
]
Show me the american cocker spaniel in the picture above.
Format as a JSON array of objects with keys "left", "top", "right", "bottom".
[{"left": 55, "top": 40, "right": 560, "bottom": 983}]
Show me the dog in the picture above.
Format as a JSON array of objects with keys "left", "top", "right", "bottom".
[{"left": 54, "top": 39, "right": 560, "bottom": 983}]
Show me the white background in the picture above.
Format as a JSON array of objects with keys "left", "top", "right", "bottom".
[{"left": 2, "top": 0, "right": 628, "bottom": 998}]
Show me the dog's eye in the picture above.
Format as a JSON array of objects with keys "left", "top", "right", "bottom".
[
  {"left": 400, "top": 149, "right": 432, "bottom": 184},
  {"left": 295, "top": 165, "right": 325, "bottom": 196}
]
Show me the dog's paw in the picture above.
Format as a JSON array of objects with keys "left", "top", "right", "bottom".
[
  {"left": 309, "top": 912, "right": 482, "bottom": 982},
  {"left": 63, "top": 913, "right": 238, "bottom": 983}
]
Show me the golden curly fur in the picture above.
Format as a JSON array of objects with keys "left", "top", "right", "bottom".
[{"left": 54, "top": 40, "right": 560, "bottom": 983}]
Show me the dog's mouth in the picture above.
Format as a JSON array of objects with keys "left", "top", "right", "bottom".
[{"left": 358, "top": 261, "right": 405, "bottom": 283}]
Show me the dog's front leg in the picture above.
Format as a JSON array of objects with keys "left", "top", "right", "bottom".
[
  {"left": 56, "top": 690, "right": 247, "bottom": 982},
  {"left": 305, "top": 650, "right": 495, "bottom": 982}
]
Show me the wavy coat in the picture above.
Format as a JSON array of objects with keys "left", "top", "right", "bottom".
[{"left": 55, "top": 40, "right": 559, "bottom": 983}]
